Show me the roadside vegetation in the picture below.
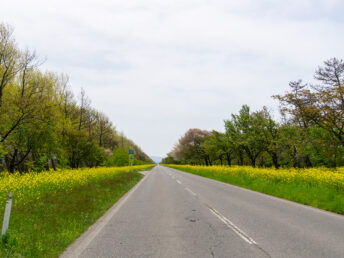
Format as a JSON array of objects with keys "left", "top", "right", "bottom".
[
  {"left": 0, "top": 22, "right": 154, "bottom": 257},
  {"left": 0, "top": 165, "right": 153, "bottom": 257},
  {"left": 162, "top": 58, "right": 344, "bottom": 169},
  {"left": 162, "top": 58, "right": 344, "bottom": 214},
  {"left": 0, "top": 23, "right": 153, "bottom": 173},
  {"left": 166, "top": 164, "right": 344, "bottom": 214}
]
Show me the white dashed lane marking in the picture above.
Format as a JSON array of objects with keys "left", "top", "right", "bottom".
[
  {"left": 185, "top": 187, "right": 197, "bottom": 196},
  {"left": 168, "top": 169, "right": 257, "bottom": 246}
]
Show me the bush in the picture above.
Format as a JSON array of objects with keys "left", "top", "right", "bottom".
[{"left": 106, "top": 149, "right": 129, "bottom": 167}]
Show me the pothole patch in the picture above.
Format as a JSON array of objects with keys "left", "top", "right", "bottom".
[{"left": 186, "top": 216, "right": 199, "bottom": 222}]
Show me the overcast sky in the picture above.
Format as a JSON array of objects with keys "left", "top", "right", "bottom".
[{"left": 2, "top": 0, "right": 344, "bottom": 157}]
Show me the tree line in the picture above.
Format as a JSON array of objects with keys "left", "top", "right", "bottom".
[
  {"left": 162, "top": 58, "right": 344, "bottom": 168},
  {"left": 0, "top": 23, "right": 152, "bottom": 172}
]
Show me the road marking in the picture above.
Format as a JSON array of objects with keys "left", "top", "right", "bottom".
[
  {"left": 176, "top": 180, "right": 181, "bottom": 184},
  {"left": 209, "top": 208, "right": 257, "bottom": 245},
  {"left": 185, "top": 187, "right": 197, "bottom": 196}
]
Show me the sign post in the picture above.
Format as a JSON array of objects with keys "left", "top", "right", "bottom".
[{"left": 129, "top": 149, "right": 134, "bottom": 172}]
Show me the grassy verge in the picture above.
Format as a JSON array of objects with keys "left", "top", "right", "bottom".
[
  {"left": 0, "top": 165, "right": 153, "bottom": 257},
  {"left": 165, "top": 164, "right": 344, "bottom": 215}
]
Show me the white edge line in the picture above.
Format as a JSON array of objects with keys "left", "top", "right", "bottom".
[
  {"left": 209, "top": 208, "right": 256, "bottom": 245},
  {"left": 60, "top": 171, "right": 152, "bottom": 258},
  {"left": 176, "top": 180, "right": 181, "bottom": 184}
]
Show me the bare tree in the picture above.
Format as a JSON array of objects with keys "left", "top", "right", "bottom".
[
  {"left": 0, "top": 23, "right": 20, "bottom": 107},
  {"left": 78, "top": 88, "right": 90, "bottom": 131},
  {"left": 19, "top": 48, "right": 44, "bottom": 98}
]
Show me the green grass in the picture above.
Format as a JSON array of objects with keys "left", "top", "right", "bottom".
[
  {"left": 0, "top": 171, "right": 144, "bottom": 257},
  {"left": 165, "top": 165, "right": 344, "bottom": 214}
]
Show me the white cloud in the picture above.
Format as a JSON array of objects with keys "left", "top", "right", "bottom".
[{"left": 1, "top": 0, "right": 344, "bottom": 156}]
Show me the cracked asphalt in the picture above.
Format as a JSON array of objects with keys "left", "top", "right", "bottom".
[{"left": 63, "top": 165, "right": 344, "bottom": 258}]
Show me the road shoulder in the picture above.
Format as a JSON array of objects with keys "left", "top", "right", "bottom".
[{"left": 60, "top": 170, "right": 151, "bottom": 258}]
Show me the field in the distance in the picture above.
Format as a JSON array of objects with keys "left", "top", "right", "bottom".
[
  {"left": 0, "top": 165, "right": 153, "bottom": 257},
  {"left": 165, "top": 164, "right": 344, "bottom": 214}
]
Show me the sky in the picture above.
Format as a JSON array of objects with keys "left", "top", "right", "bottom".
[{"left": 2, "top": 0, "right": 344, "bottom": 157}]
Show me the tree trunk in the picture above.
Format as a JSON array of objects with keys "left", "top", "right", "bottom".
[
  {"left": 15, "top": 147, "right": 32, "bottom": 171},
  {"left": 293, "top": 158, "right": 297, "bottom": 168},
  {"left": 259, "top": 156, "right": 264, "bottom": 167},
  {"left": 51, "top": 158, "right": 56, "bottom": 171},
  {"left": 270, "top": 152, "right": 280, "bottom": 169},
  {"left": 238, "top": 151, "right": 244, "bottom": 166},
  {"left": 208, "top": 156, "right": 212, "bottom": 166},
  {"left": 305, "top": 155, "right": 312, "bottom": 168},
  {"left": 9, "top": 149, "right": 18, "bottom": 173},
  {"left": 219, "top": 155, "right": 223, "bottom": 165},
  {"left": 245, "top": 148, "right": 256, "bottom": 167},
  {"left": 292, "top": 146, "right": 298, "bottom": 168},
  {"left": 226, "top": 153, "right": 231, "bottom": 166},
  {"left": 71, "top": 151, "right": 75, "bottom": 168},
  {"left": 251, "top": 158, "right": 256, "bottom": 167}
]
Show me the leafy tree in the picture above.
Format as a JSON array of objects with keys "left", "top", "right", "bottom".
[
  {"left": 171, "top": 128, "right": 211, "bottom": 165},
  {"left": 258, "top": 107, "right": 282, "bottom": 169},
  {"left": 161, "top": 155, "right": 179, "bottom": 164},
  {"left": 225, "top": 105, "right": 266, "bottom": 167},
  {"left": 164, "top": 58, "right": 344, "bottom": 169},
  {"left": 203, "top": 131, "right": 233, "bottom": 165},
  {"left": 106, "top": 149, "right": 129, "bottom": 167},
  {"left": 0, "top": 22, "right": 153, "bottom": 172}
]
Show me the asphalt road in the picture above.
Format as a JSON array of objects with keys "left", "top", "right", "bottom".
[{"left": 62, "top": 165, "right": 344, "bottom": 258}]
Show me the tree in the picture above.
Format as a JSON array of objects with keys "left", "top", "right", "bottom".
[
  {"left": 171, "top": 128, "right": 211, "bottom": 165},
  {"left": 161, "top": 154, "right": 179, "bottom": 164},
  {"left": 0, "top": 142, "right": 6, "bottom": 159},
  {"left": 258, "top": 107, "right": 281, "bottom": 169},
  {"left": 0, "top": 23, "right": 153, "bottom": 172},
  {"left": 203, "top": 131, "right": 233, "bottom": 165},
  {"left": 225, "top": 105, "right": 266, "bottom": 167},
  {"left": 0, "top": 23, "right": 20, "bottom": 107},
  {"left": 274, "top": 58, "right": 344, "bottom": 147}
]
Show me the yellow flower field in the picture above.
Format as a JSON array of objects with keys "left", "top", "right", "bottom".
[
  {"left": 167, "top": 165, "right": 344, "bottom": 191},
  {"left": 0, "top": 165, "right": 152, "bottom": 206}
]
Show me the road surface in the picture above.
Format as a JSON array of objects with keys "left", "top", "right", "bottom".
[{"left": 62, "top": 165, "right": 344, "bottom": 258}]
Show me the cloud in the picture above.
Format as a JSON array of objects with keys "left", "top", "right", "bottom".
[{"left": 2, "top": 0, "right": 344, "bottom": 156}]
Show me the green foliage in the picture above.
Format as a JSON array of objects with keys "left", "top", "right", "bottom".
[
  {"left": 106, "top": 149, "right": 129, "bottom": 167},
  {"left": 31, "top": 155, "right": 49, "bottom": 172},
  {"left": 163, "top": 58, "right": 344, "bottom": 169},
  {"left": 0, "top": 170, "right": 143, "bottom": 257},
  {"left": 105, "top": 149, "right": 153, "bottom": 167},
  {"left": 0, "top": 23, "right": 152, "bottom": 172},
  {"left": 225, "top": 105, "right": 267, "bottom": 167},
  {"left": 161, "top": 156, "right": 179, "bottom": 164},
  {"left": 0, "top": 143, "right": 6, "bottom": 159},
  {"left": 133, "top": 159, "right": 151, "bottom": 165}
]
